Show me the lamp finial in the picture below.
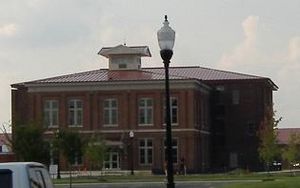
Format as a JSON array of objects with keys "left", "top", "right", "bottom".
[{"left": 164, "top": 15, "right": 168, "bottom": 21}]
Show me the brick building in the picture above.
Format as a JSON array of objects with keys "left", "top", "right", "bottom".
[
  {"left": 11, "top": 44, "right": 277, "bottom": 172},
  {"left": 0, "top": 133, "right": 15, "bottom": 162}
]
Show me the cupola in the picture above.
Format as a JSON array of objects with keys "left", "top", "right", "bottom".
[{"left": 98, "top": 44, "right": 151, "bottom": 70}]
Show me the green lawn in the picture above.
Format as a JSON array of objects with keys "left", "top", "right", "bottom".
[
  {"left": 53, "top": 174, "right": 165, "bottom": 184},
  {"left": 53, "top": 171, "right": 300, "bottom": 187},
  {"left": 224, "top": 176, "right": 300, "bottom": 188}
]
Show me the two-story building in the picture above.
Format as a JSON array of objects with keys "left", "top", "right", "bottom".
[
  {"left": 0, "top": 133, "right": 15, "bottom": 162},
  {"left": 11, "top": 44, "right": 277, "bottom": 173}
]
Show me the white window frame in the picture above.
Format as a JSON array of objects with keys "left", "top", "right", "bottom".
[
  {"left": 163, "top": 97, "right": 179, "bottom": 126},
  {"left": 232, "top": 90, "right": 240, "bottom": 105},
  {"left": 139, "top": 138, "right": 153, "bottom": 165},
  {"left": 138, "top": 98, "right": 153, "bottom": 126},
  {"left": 68, "top": 99, "right": 83, "bottom": 127},
  {"left": 44, "top": 100, "right": 59, "bottom": 128},
  {"left": 103, "top": 98, "right": 118, "bottom": 127}
]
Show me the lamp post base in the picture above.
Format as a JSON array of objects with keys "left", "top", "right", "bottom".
[{"left": 167, "top": 182, "right": 175, "bottom": 188}]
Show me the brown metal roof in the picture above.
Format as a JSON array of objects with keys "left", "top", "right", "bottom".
[
  {"left": 276, "top": 128, "right": 300, "bottom": 145},
  {"left": 146, "top": 66, "right": 265, "bottom": 81},
  {"left": 12, "top": 66, "right": 277, "bottom": 89},
  {"left": 23, "top": 68, "right": 186, "bottom": 84}
]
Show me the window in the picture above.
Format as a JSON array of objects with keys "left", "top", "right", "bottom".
[
  {"left": 138, "top": 98, "right": 153, "bottom": 125},
  {"left": 0, "top": 169, "right": 12, "bottom": 188},
  {"left": 246, "top": 122, "right": 256, "bottom": 136},
  {"left": 164, "top": 139, "right": 178, "bottom": 164},
  {"left": 139, "top": 139, "right": 153, "bottom": 165},
  {"left": 232, "top": 90, "right": 240, "bottom": 105},
  {"left": 164, "top": 97, "right": 178, "bottom": 125},
  {"left": 0, "top": 145, "right": 9, "bottom": 153},
  {"left": 103, "top": 98, "right": 118, "bottom": 126},
  {"left": 215, "top": 86, "right": 225, "bottom": 105},
  {"left": 229, "top": 152, "right": 238, "bottom": 168},
  {"left": 68, "top": 99, "right": 83, "bottom": 127},
  {"left": 216, "top": 85, "right": 225, "bottom": 91},
  {"left": 43, "top": 100, "right": 59, "bottom": 128},
  {"left": 119, "top": 64, "right": 127, "bottom": 69},
  {"left": 104, "top": 151, "right": 120, "bottom": 169},
  {"left": 28, "top": 167, "right": 54, "bottom": 188},
  {"left": 71, "top": 152, "right": 83, "bottom": 166}
]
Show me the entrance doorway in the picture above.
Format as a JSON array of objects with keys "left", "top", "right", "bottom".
[{"left": 103, "top": 151, "right": 120, "bottom": 170}]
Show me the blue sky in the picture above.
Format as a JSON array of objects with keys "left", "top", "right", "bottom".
[{"left": 1, "top": 0, "right": 299, "bottom": 130}]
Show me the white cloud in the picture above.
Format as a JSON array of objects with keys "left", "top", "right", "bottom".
[
  {"left": 242, "top": 16, "right": 259, "bottom": 47},
  {"left": 218, "top": 16, "right": 259, "bottom": 70},
  {"left": 276, "top": 37, "right": 300, "bottom": 128},
  {"left": 0, "top": 73, "right": 15, "bottom": 126},
  {"left": 216, "top": 15, "right": 300, "bottom": 128},
  {"left": 27, "top": 0, "right": 44, "bottom": 8},
  {"left": 287, "top": 36, "right": 300, "bottom": 62},
  {"left": 0, "top": 23, "right": 17, "bottom": 37},
  {"left": 278, "top": 36, "right": 300, "bottom": 86}
]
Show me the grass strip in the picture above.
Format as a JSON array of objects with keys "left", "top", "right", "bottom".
[{"left": 53, "top": 171, "right": 300, "bottom": 185}]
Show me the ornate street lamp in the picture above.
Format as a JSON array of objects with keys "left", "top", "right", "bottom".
[
  {"left": 157, "top": 15, "right": 175, "bottom": 188},
  {"left": 129, "top": 130, "right": 135, "bottom": 175}
]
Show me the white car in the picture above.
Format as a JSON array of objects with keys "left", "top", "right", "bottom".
[{"left": 0, "top": 162, "right": 54, "bottom": 188}]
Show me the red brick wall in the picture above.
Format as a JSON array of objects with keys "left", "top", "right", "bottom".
[
  {"left": 12, "top": 79, "right": 272, "bottom": 172},
  {"left": 0, "top": 153, "right": 16, "bottom": 163}
]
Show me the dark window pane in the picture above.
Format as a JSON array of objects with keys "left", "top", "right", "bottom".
[
  {"left": 52, "top": 101, "right": 58, "bottom": 108},
  {"left": 0, "top": 169, "right": 12, "bottom": 188},
  {"left": 147, "top": 99, "right": 153, "bottom": 106},
  {"left": 140, "top": 140, "right": 145, "bottom": 147},
  {"left": 140, "top": 150, "right": 145, "bottom": 164},
  {"left": 77, "top": 101, "right": 82, "bottom": 108},
  {"left": 111, "top": 100, "right": 117, "bottom": 107},
  {"left": 147, "top": 150, "right": 152, "bottom": 163},
  {"left": 139, "top": 99, "right": 145, "bottom": 106},
  {"left": 147, "top": 140, "right": 152, "bottom": 147}
]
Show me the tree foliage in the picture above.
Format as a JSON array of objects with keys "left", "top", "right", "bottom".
[
  {"left": 84, "top": 133, "right": 106, "bottom": 171},
  {"left": 257, "top": 108, "right": 282, "bottom": 171},
  {"left": 58, "top": 129, "right": 86, "bottom": 165},
  {"left": 282, "top": 132, "right": 300, "bottom": 169},
  {"left": 12, "top": 122, "right": 50, "bottom": 164}
]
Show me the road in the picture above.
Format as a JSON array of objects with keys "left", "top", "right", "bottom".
[{"left": 54, "top": 180, "right": 244, "bottom": 188}]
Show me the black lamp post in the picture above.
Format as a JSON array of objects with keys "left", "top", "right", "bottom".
[
  {"left": 157, "top": 15, "right": 175, "bottom": 188},
  {"left": 55, "top": 129, "right": 61, "bottom": 179},
  {"left": 129, "top": 131, "right": 134, "bottom": 175}
]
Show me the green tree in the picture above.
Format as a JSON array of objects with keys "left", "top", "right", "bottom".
[
  {"left": 282, "top": 132, "right": 300, "bottom": 171},
  {"left": 84, "top": 133, "right": 106, "bottom": 174},
  {"left": 57, "top": 129, "right": 86, "bottom": 187},
  {"left": 257, "top": 109, "right": 282, "bottom": 172},
  {"left": 11, "top": 122, "right": 50, "bottom": 165},
  {"left": 59, "top": 129, "right": 86, "bottom": 166},
  {"left": 51, "top": 130, "right": 63, "bottom": 179}
]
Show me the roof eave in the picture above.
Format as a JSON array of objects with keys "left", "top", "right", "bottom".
[
  {"left": 98, "top": 45, "right": 151, "bottom": 58},
  {"left": 23, "top": 79, "right": 211, "bottom": 93}
]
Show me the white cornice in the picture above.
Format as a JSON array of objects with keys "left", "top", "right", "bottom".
[{"left": 26, "top": 80, "right": 211, "bottom": 93}]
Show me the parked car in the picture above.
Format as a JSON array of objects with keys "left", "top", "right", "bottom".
[
  {"left": 0, "top": 162, "right": 54, "bottom": 188},
  {"left": 270, "top": 161, "right": 282, "bottom": 171},
  {"left": 292, "top": 162, "right": 300, "bottom": 168}
]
